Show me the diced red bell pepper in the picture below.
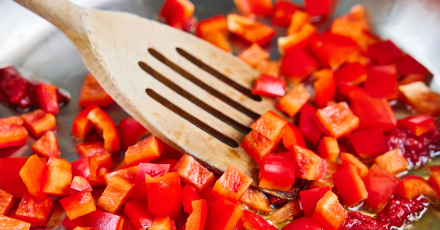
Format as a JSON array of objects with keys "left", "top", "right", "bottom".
[
  {"left": 304, "top": 0, "right": 332, "bottom": 18},
  {"left": 123, "top": 199, "right": 154, "bottom": 229},
  {"left": 60, "top": 191, "right": 96, "bottom": 220},
  {"left": 287, "top": 11, "right": 310, "bottom": 35},
  {"left": 149, "top": 217, "right": 176, "bottom": 230},
  {"left": 239, "top": 188, "right": 272, "bottom": 213},
  {"left": 104, "top": 166, "right": 138, "bottom": 186},
  {"left": 258, "top": 152, "right": 296, "bottom": 191},
  {"left": 172, "top": 154, "right": 215, "bottom": 192},
  {"left": 255, "top": 60, "right": 280, "bottom": 77},
  {"left": 362, "top": 164, "right": 400, "bottom": 210},
  {"left": 300, "top": 187, "right": 330, "bottom": 217},
  {"left": 283, "top": 217, "right": 326, "bottom": 230},
  {"left": 146, "top": 172, "right": 182, "bottom": 219},
  {"left": 15, "top": 192, "right": 54, "bottom": 227},
  {"left": 19, "top": 155, "right": 46, "bottom": 200},
  {"left": 42, "top": 157, "right": 72, "bottom": 196},
  {"left": 76, "top": 142, "right": 106, "bottom": 158},
  {"left": 271, "top": 0, "right": 301, "bottom": 27},
  {"left": 332, "top": 164, "right": 368, "bottom": 207},
  {"left": 340, "top": 152, "right": 368, "bottom": 178},
  {"left": 36, "top": 83, "right": 59, "bottom": 115},
  {"left": 31, "top": 131, "right": 60, "bottom": 158},
  {"left": 398, "top": 114, "right": 435, "bottom": 137},
  {"left": 212, "top": 165, "right": 253, "bottom": 202},
  {"left": 186, "top": 199, "right": 207, "bottom": 230},
  {"left": 268, "top": 199, "right": 302, "bottom": 224},
  {"left": 299, "top": 104, "right": 322, "bottom": 145},
  {"left": 0, "top": 216, "right": 31, "bottom": 230},
  {"left": 117, "top": 118, "right": 149, "bottom": 150},
  {"left": 89, "top": 152, "right": 112, "bottom": 186},
  {"left": 241, "top": 130, "right": 280, "bottom": 165},
  {"left": 278, "top": 23, "right": 317, "bottom": 56},
  {"left": 429, "top": 172, "right": 440, "bottom": 198},
  {"left": 395, "top": 55, "right": 427, "bottom": 76},
  {"left": 334, "top": 62, "right": 367, "bottom": 85},
  {"left": 251, "top": 74, "right": 286, "bottom": 97},
  {"left": 72, "top": 104, "right": 99, "bottom": 141},
  {"left": 205, "top": 198, "right": 243, "bottom": 230},
  {"left": 310, "top": 160, "right": 340, "bottom": 189},
  {"left": 250, "top": 110, "right": 288, "bottom": 141},
  {"left": 292, "top": 145, "right": 327, "bottom": 180},
  {"left": 282, "top": 123, "right": 306, "bottom": 150},
  {"left": 280, "top": 49, "right": 320, "bottom": 83},
  {"left": 97, "top": 175, "right": 134, "bottom": 213},
  {"left": 367, "top": 40, "right": 403, "bottom": 65},
  {"left": 79, "top": 73, "right": 114, "bottom": 107},
  {"left": 62, "top": 210, "right": 124, "bottom": 230},
  {"left": 0, "top": 189, "right": 14, "bottom": 215},
  {"left": 70, "top": 176, "right": 93, "bottom": 195},
  {"left": 124, "top": 135, "right": 162, "bottom": 167},
  {"left": 399, "top": 81, "right": 440, "bottom": 116},
  {"left": 0, "top": 158, "right": 29, "bottom": 197},
  {"left": 313, "top": 69, "right": 336, "bottom": 108},
  {"left": 336, "top": 82, "right": 368, "bottom": 101},
  {"left": 21, "top": 109, "right": 56, "bottom": 138},
  {"left": 276, "top": 84, "right": 311, "bottom": 117},
  {"left": 243, "top": 210, "right": 277, "bottom": 230},
  {"left": 136, "top": 163, "right": 169, "bottom": 184},
  {"left": 374, "top": 148, "right": 408, "bottom": 175},
  {"left": 159, "top": 0, "right": 195, "bottom": 28},
  {"left": 238, "top": 44, "right": 270, "bottom": 68},
  {"left": 198, "top": 32, "right": 231, "bottom": 53},
  {"left": 196, "top": 14, "right": 228, "bottom": 37},
  {"left": 199, "top": 186, "right": 217, "bottom": 213},
  {"left": 349, "top": 127, "right": 388, "bottom": 159},
  {"left": 227, "top": 14, "right": 276, "bottom": 46},
  {"left": 317, "top": 136, "right": 339, "bottom": 162},
  {"left": 234, "top": 0, "right": 274, "bottom": 17},
  {"left": 396, "top": 176, "right": 438, "bottom": 200},
  {"left": 87, "top": 107, "right": 120, "bottom": 153},
  {"left": 181, "top": 185, "right": 200, "bottom": 214},
  {"left": 364, "top": 65, "right": 398, "bottom": 100},
  {"left": 312, "top": 191, "right": 348, "bottom": 230},
  {"left": 314, "top": 102, "right": 359, "bottom": 139},
  {"left": 0, "top": 119, "right": 28, "bottom": 149},
  {"left": 350, "top": 90, "right": 397, "bottom": 132},
  {"left": 71, "top": 157, "right": 91, "bottom": 180}
]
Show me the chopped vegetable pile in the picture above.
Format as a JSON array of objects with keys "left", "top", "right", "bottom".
[{"left": 1, "top": 0, "right": 440, "bottom": 230}]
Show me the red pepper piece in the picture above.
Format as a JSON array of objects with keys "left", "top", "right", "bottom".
[
  {"left": 186, "top": 199, "right": 207, "bottom": 230},
  {"left": 317, "top": 136, "right": 339, "bottom": 162},
  {"left": 123, "top": 199, "right": 155, "bottom": 229},
  {"left": 287, "top": 11, "right": 310, "bottom": 35},
  {"left": 283, "top": 217, "right": 326, "bottom": 230},
  {"left": 31, "top": 131, "right": 60, "bottom": 158},
  {"left": 0, "top": 121, "right": 28, "bottom": 149},
  {"left": 276, "top": 84, "right": 311, "bottom": 117},
  {"left": 340, "top": 152, "right": 368, "bottom": 178},
  {"left": 313, "top": 191, "right": 347, "bottom": 230},
  {"left": 336, "top": 82, "right": 368, "bottom": 101},
  {"left": 398, "top": 114, "right": 435, "bottom": 137},
  {"left": 181, "top": 185, "right": 200, "bottom": 214},
  {"left": 267, "top": 199, "right": 302, "bottom": 225},
  {"left": 36, "top": 83, "right": 59, "bottom": 115},
  {"left": 196, "top": 14, "right": 228, "bottom": 37},
  {"left": 199, "top": 186, "right": 217, "bottom": 213},
  {"left": 315, "top": 102, "right": 359, "bottom": 139},
  {"left": 255, "top": 60, "right": 280, "bottom": 77},
  {"left": 271, "top": 0, "right": 301, "bottom": 27},
  {"left": 104, "top": 166, "right": 138, "bottom": 186},
  {"left": 62, "top": 210, "right": 124, "bottom": 230},
  {"left": 429, "top": 172, "right": 440, "bottom": 198},
  {"left": 333, "top": 165, "right": 368, "bottom": 207},
  {"left": 396, "top": 175, "right": 438, "bottom": 200},
  {"left": 97, "top": 174, "right": 134, "bottom": 213},
  {"left": 278, "top": 23, "right": 317, "bottom": 56},
  {"left": 70, "top": 176, "right": 93, "bottom": 195},
  {"left": 238, "top": 44, "right": 270, "bottom": 68},
  {"left": 299, "top": 104, "right": 322, "bottom": 145},
  {"left": 42, "top": 157, "right": 72, "bottom": 196},
  {"left": 212, "top": 165, "right": 253, "bottom": 202},
  {"left": 399, "top": 74, "right": 425, "bottom": 86},
  {"left": 136, "top": 163, "right": 169, "bottom": 184},
  {"left": 250, "top": 110, "right": 288, "bottom": 141},
  {"left": 363, "top": 164, "right": 400, "bottom": 210},
  {"left": 282, "top": 123, "right": 306, "bottom": 150},
  {"left": 205, "top": 198, "right": 243, "bottom": 230},
  {"left": 227, "top": 14, "right": 275, "bottom": 45},
  {"left": 146, "top": 172, "right": 182, "bottom": 219},
  {"left": 334, "top": 62, "right": 367, "bottom": 85},
  {"left": 88, "top": 151, "right": 112, "bottom": 187},
  {"left": 199, "top": 32, "right": 232, "bottom": 52},
  {"left": 15, "top": 192, "right": 54, "bottom": 227},
  {"left": 241, "top": 130, "right": 279, "bottom": 165},
  {"left": 117, "top": 213, "right": 136, "bottom": 230},
  {"left": 374, "top": 148, "right": 408, "bottom": 175},
  {"left": 72, "top": 104, "right": 99, "bottom": 141},
  {"left": 124, "top": 135, "right": 163, "bottom": 167},
  {"left": 159, "top": 0, "right": 195, "bottom": 28},
  {"left": 149, "top": 217, "right": 177, "bottom": 230},
  {"left": 395, "top": 55, "right": 427, "bottom": 76},
  {"left": 258, "top": 152, "right": 296, "bottom": 192},
  {"left": 0, "top": 216, "right": 31, "bottom": 230},
  {"left": 349, "top": 127, "right": 388, "bottom": 159},
  {"left": 19, "top": 155, "right": 46, "bottom": 200},
  {"left": 0, "top": 158, "right": 28, "bottom": 197},
  {"left": 304, "top": 0, "right": 332, "bottom": 18},
  {"left": 239, "top": 188, "right": 272, "bottom": 213},
  {"left": 313, "top": 69, "right": 336, "bottom": 108},
  {"left": 251, "top": 74, "right": 286, "bottom": 98},
  {"left": 367, "top": 40, "right": 403, "bottom": 65},
  {"left": 292, "top": 145, "right": 327, "bottom": 180},
  {"left": 300, "top": 187, "right": 330, "bottom": 217},
  {"left": 364, "top": 65, "right": 398, "bottom": 100},
  {"left": 21, "top": 109, "right": 56, "bottom": 138},
  {"left": 76, "top": 142, "right": 106, "bottom": 158},
  {"left": 233, "top": 0, "right": 274, "bottom": 17},
  {"left": 310, "top": 160, "right": 340, "bottom": 189},
  {"left": 87, "top": 107, "right": 120, "bottom": 153},
  {"left": 243, "top": 210, "right": 277, "bottom": 230},
  {"left": 79, "top": 73, "right": 114, "bottom": 107},
  {"left": 60, "top": 191, "right": 96, "bottom": 220},
  {"left": 117, "top": 118, "right": 149, "bottom": 150},
  {"left": 172, "top": 154, "right": 215, "bottom": 192},
  {"left": 399, "top": 81, "right": 440, "bottom": 116},
  {"left": 0, "top": 189, "right": 14, "bottom": 215},
  {"left": 280, "top": 49, "right": 320, "bottom": 82},
  {"left": 71, "top": 157, "right": 91, "bottom": 180}
]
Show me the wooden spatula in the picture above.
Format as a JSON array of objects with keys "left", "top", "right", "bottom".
[{"left": 15, "top": 0, "right": 293, "bottom": 198}]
